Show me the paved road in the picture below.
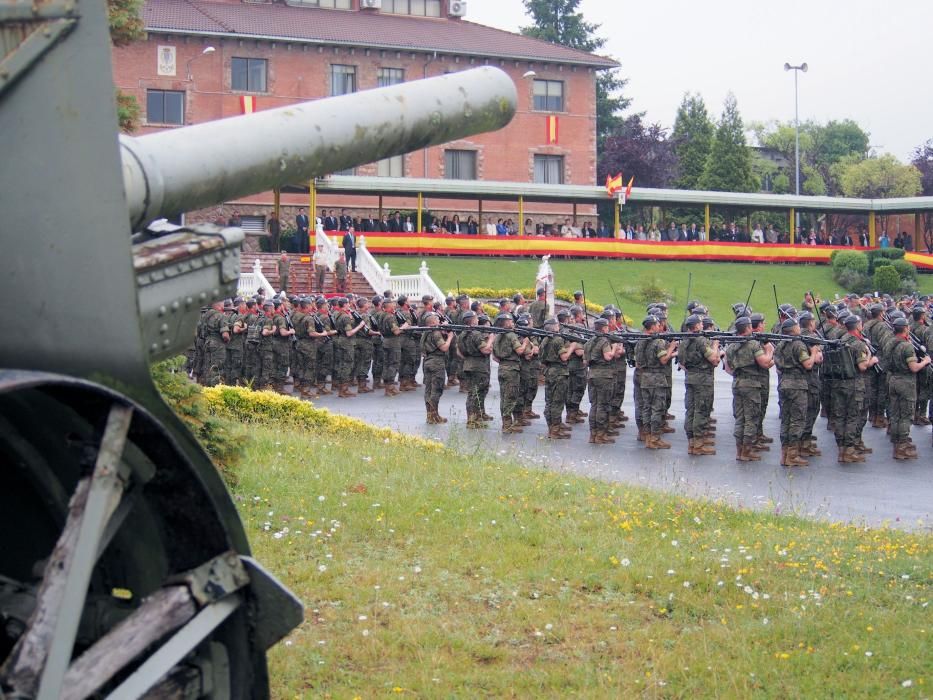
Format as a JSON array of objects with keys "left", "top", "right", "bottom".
[{"left": 307, "top": 368, "right": 932, "bottom": 530}]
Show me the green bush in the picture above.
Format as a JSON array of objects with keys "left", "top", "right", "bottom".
[
  {"left": 866, "top": 247, "right": 906, "bottom": 273},
  {"left": 831, "top": 251, "right": 869, "bottom": 276},
  {"left": 890, "top": 259, "right": 917, "bottom": 281},
  {"left": 835, "top": 269, "right": 871, "bottom": 294},
  {"left": 873, "top": 265, "right": 902, "bottom": 295}
]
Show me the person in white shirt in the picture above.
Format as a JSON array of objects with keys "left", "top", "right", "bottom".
[
  {"left": 648, "top": 226, "right": 661, "bottom": 242},
  {"left": 751, "top": 224, "right": 764, "bottom": 244}
]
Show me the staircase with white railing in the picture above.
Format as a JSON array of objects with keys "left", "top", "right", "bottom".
[
  {"left": 237, "top": 258, "right": 275, "bottom": 297},
  {"left": 357, "top": 235, "right": 446, "bottom": 300}
]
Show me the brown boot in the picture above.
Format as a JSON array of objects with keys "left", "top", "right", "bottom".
[
  {"left": 605, "top": 427, "right": 621, "bottom": 437},
  {"left": 502, "top": 416, "right": 522, "bottom": 434},
  {"left": 854, "top": 440, "right": 872, "bottom": 455},
  {"left": 432, "top": 410, "right": 448, "bottom": 424},
  {"left": 663, "top": 412, "right": 675, "bottom": 421},
  {"left": 513, "top": 413, "right": 532, "bottom": 427},
  {"left": 744, "top": 443, "right": 761, "bottom": 461},
  {"left": 425, "top": 409, "right": 438, "bottom": 424},
  {"left": 357, "top": 379, "right": 373, "bottom": 394},
  {"left": 687, "top": 438, "right": 697, "bottom": 455},
  {"left": 787, "top": 444, "right": 809, "bottom": 467},
  {"left": 568, "top": 410, "right": 585, "bottom": 424},
  {"left": 806, "top": 438, "right": 821, "bottom": 456},
  {"left": 845, "top": 446, "right": 865, "bottom": 463},
  {"left": 637, "top": 428, "right": 646, "bottom": 442},
  {"left": 588, "top": 430, "right": 598, "bottom": 444},
  {"left": 736, "top": 442, "right": 750, "bottom": 462},
  {"left": 651, "top": 434, "right": 671, "bottom": 449},
  {"left": 752, "top": 439, "right": 770, "bottom": 452},
  {"left": 756, "top": 434, "right": 774, "bottom": 444},
  {"left": 837, "top": 445, "right": 848, "bottom": 463},
  {"left": 694, "top": 439, "right": 716, "bottom": 456},
  {"left": 337, "top": 383, "right": 355, "bottom": 398},
  {"left": 893, "top": 442, "right": 910, "bottom": 460},
  {"left": 548, "top": 425, "right": 570, "bottom": 439},
  {"left": 317, "top": 383, "right": 332, "bottom": 395},
  {"left": 466, "top": 412, "right": 484, "bottom": 429},
  {"left": 661, "top": 423, "right": 675, "bottom": 434},
  {"left": 595, "top": 430, "right": 615, "bottom": 444},
  {"left": 482, "top": 412, "right": 495, "bottom": 421},
  {"left": 523, "top": 408, "right": 541, "bottom": 419},
  {"left": 384, "top": 383, "right": 399, "bottom": 397},
  {"left": 577, "top": 409, "right": 589, "bottom": 417}
]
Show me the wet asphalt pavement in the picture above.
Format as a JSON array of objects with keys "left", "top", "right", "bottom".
[{"left": 306, "top": 367, "right": 932, "bottom": 531}]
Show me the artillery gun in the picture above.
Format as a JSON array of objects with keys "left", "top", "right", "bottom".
[{"left": 0, "top": 1, "right": 516, "bottom": 696}]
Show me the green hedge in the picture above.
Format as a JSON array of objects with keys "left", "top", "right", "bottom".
[
  {"left": 831, "top": 251, "right": 869, "bottom": 276},
  {"left": 873, "top": 265, "right": 902, "bottom": 295},
  {"left": 890, "top": 259, "right": 917, "bottom": 281}
]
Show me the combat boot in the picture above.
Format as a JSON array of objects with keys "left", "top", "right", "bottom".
[
  {"left": 523, "top": 408, "right": 541, "bottom": 419},
  {"left": 513, "top": 412, "right": 532, "bottom": 427},
  {"left": 384, "top": 383, "right": 399, "bottom": 397},
  {"left": 845, "top": 446, "right": 865, "bottom": 463},
  {"left": 787, "top": 444, "right": 809, "bottom": 467},
  {"left": 568, "top": 410, "right": 585, "bottom": 424},
  {"left": 502, "top": 416, "right": 522, "bottom": 434},
  {"left": 893, "top": 442, "right": 910, "bottom": 460},
  {"left": 481, "top": 411, "right": 495, "bottom": 421},
  {"left": 837, "top": 445, "right": 848, "bottom": 463},
  {"left": 425, "top": 408, "right": 438, "bottom": 424},
  {"left": 432, "top": 409, "right": 448, "bottom": 424},
  {"left": 687, "top": 438, "right": 698, "bottom": 455},
  {"left": 694, "top": 439, "right": 715, "bottom": 456},
  {"left": 597, "top": 430, "right": 616, "bottom": 444},
  {"left": 547, "top": 425, "right": 570, "bottom": 440},
  {"left": 854, "top": 439, "right": 872, "bottom": 455},
  {"left": 357, "top": 379, "right": 373, "bottom": 394},
  {"left": 337, "top": 383, "right": 355, "bottom": 398},
  {"left": 660, "top": 423, "right": 675, "bottom": 434},
  {"left": 654, "top": 434, "right": 672, "bottom": 449},
  {"left": 743, "top": 444, "right": 761, "bottom": 461},
  {"left": 605, "top": 426, "right": 621, "bottom": 437},
  {"left": 317, "top": 382, "right": 332, "bottom": 396},
  {"left": 577, "top": 408, "right": 589, "bottom": 417},
  {"left": 736, "top": 441, "right": 750, "bottom": 462},
  {"left": 806, "top": 437, "right": 822, "bottom": 456},
  {"left": 752, "top": 437, "right": 771, "bottom": 452},
  {"left": 756, "top": 434, "right": 774, "bottom": 444},
  {"left": 636, "top": 428, "right": 646, "bottom": 442},
  {"left": 618, "top": 411, "right": 630, "bottom": 422},
  {"left": 588, "top": 429, "right": 598, "bottom": 444},
  {"left": 663, "top": 412, "right": 675, "bottom": 421},
  {"left": 557, "top": 423, "right": 573, "bottom": 435}
]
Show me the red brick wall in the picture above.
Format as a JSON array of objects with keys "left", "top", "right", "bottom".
[{"left": 112, "top": 31, "right": 598, "bottom": 220}]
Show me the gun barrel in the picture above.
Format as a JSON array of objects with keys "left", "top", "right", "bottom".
[{"left": 121, "top": 66, "right": 517, "bottom": 229}]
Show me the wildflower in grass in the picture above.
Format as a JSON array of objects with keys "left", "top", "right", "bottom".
[
  {"left": 318, "top": 564, "right": 327, "bottom": 573},
  {"left": 621, "top": 558, "right": 631, "bottom": 567}
]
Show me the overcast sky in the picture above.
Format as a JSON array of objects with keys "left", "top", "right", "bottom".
[{"left": 469, "top": 0, "right": 931, "bottom": 161}]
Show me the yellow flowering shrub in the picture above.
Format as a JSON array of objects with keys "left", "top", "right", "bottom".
[
  {"left": 202, "top": 385, "right": 445, "bottom": 453},
  {"left": 452, "top": 287, "right": 605, "bottom": 314}
]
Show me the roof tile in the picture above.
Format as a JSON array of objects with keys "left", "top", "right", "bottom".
[{"left": 144, "top": 0, "right": 618, "bottom": 68}]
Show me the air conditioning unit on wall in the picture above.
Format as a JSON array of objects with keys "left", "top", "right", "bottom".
[
  {"left": 448, "top": 0, "right": 467, "bottom": 17},
  {"left": 360, "top": 0, "right": 382, "bottom": 8}
]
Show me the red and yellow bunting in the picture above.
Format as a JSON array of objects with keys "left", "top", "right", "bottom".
[
  {"left": 545, "top": 115, "right": 559, "bottom": 145},
  {"left": 240, "top": 95, "right": 256, "bottom": 114}
]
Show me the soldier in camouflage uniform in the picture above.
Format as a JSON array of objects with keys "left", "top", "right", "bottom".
[
  {"left": 724, "top": 316, "right": 773, "bottom": 462},
  {"left": 888, "top": 316, "right": 930, "bottom": 459},
  {"left": 680, "top": 314, "right": 719, "bottom": 456},
  {"left": 291, "top": 297, "right": 320, "bottom": 398},
  {"left": 369, "top": 296, "right": 386, "bottom": 389},
  {"left": 224, "top": 298, "right": 247, "bottom": 385},
  {"left": 420, "top": 312, "right": 453, "bottom": 423},
  {"left": 200, "top": 300, "right": 230, "bottom": 387},
  {"left": 820, "top": 304, "right": 844, "bottom": 429},
  {"left": 634, "top": 315, "right": 678, "bottom": 450},
  {"left": 538, "top": 317, "right": 578, "bottom": 439},
  {"left": 242, "top": 300, "right": 262, "bottom": 386},
  {"left": 515, "top": 314, "right": 541, "bottom": 419},
  {"left": 564, "top": 306, "right": 588, "bottom": 423},
  {"left": 798, "top": 312, "right": 823, "bottom": 456},
  {"left": 492, "top": 313, "right": 529, "bottom": 434},
  {"left": 833, "top": 314, "right": 877, "bottom": 463},
  {"left": 379, "top": 297, "right": 406, "bottom": 396},
  {"left": 353, "top": 297, "right": 377, "bottom": 393},
  {"left": 315, "top": 297, "right": 336, "bottom": 394},
  {"left": 606, "top": 308, "right": 630, "bottom": 428},
  {"left": 749, "top": 313, "right": 774, "bottom": 449},
  {"left": 398, "top": 295, "right": 421, "bottom": 391},
  {"left": 862, "top": 304, "right": 888, "bottom": 428},
  {"left": 775, "top": 317, "right": 822, "bottom": 466},
  {"left": 256, "top": 300, "right": 277, "bottom": 390},
  {"left": 332, "top": 297, "right": 366, "bottom": 398},
  {"left": 459, "top": 312, "right": 494, "bottom": 428},
  {"left": 910, "top": 307, "right": 931, "bottom": 425},
  {"left": 583, "top": 318, "right": 621, "bottom": 444}
]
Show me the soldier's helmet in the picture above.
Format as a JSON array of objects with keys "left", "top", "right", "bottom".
[
  {"left": 892, "top": 316, "right": 909, "bottom": 329},
  {"left": 642, "top": 314, "right": 659, "bottom": 329},
  {"left": 781, "top": 317, "right": 799, "bottom": 332},
  {"left": 495, "top": 313, "right": 514, "bottom": 325},
  {"left": 516, "top": 313, "right": 531, "bottom": 327},
  {"left": 461, "top": 311, "right": 477, "bottom": 322},
  {"left": 734, "top": 316, "right": 751, "bottom": 329},
  {"left": 685, "top": 314, "right": 702, "bottom": 327}
]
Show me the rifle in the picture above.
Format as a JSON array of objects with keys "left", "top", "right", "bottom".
[
  {"left": 773, "top": 284, "right": 781, "bottom": 322},
  {"left": 741, "top": 279, "right": 756, "bottom": 317},
  {"left": 682, "top": 272, "right": 693, "bottom": 328},
  {"left": 404, "top": 324, "right": 589, "bottom": 344},
  {"left": 580, "top": 279, "right": 590, "bottom": 329},
  {"left": 608, "top": 279, "right": 624, "bottom": 312},
  {"left": 283, "top": 311, "right": 298, "bottom": 346}
]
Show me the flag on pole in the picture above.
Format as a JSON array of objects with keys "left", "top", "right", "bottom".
[
  {"left": 618, "top": 175, "right": 635, "bottom": 206},
  {"left": 605, "top": 172, "right": 623, "bottom": 197},
  {"left": 624, "top": 175, "right": 634, "bottom": 200},
  {"left": 240, "top": 95, "right": 256, "bottom": 114},
  {"left": 545, "top": 115, "right": 559, "bottom": 145}
]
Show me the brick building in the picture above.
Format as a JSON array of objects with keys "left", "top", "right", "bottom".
[{"left": 112, "top": 0, "right": 617, "bottom": 231}]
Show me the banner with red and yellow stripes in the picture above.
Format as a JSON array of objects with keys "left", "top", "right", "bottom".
[
  {"left": 240, "top": 95, "right": 256, "bottom": 114},
  {"left": 310, "top": 232, "right": 933, "bottom": 269},
  {"left": 545, "top": 115, "right": 559, "bottom": 145}
]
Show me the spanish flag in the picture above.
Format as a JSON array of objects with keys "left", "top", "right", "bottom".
[
  {"left": 545, "top": 115, "right": 559, "bottom": 145},
  {"left": 240, "top": 95, "right": 256, "bottom": 114},
  {"left": 605, "top": 172, "right": 623, "bottom": 197},
  {"left": 624, "top": 175, "right": 634, "bottom": 200}
]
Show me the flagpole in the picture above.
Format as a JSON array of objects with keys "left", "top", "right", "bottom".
[{"left": 614, "top": 196, "right": 621, "bottom": 238}]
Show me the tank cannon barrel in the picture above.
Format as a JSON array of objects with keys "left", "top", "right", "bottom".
[{"left": 121, "top": 66, "right": 517, "bottom": 229}]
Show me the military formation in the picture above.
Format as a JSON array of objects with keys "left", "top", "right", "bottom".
[{"left": 186, "top": 287, "right": 933, "bottom": 464}]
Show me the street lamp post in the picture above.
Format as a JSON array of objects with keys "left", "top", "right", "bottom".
[
  {"left": 783, "top": 62, "right": 808, "bottom": 197},
  {"left": 186, "top": 45, "right": 215, "bottom": 81}
]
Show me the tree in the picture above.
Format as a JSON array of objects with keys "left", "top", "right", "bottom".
[
  {"left": 521, "top": 0, "right": 630, "bottom": 151},
  {"left": 671, "top": 93, "right": 714, "bottom": 190},
  {"left": 834, "top": 154, "right": 922, "bottom": 199},
  {"left": 699, "top": 93, "right": 758, "bottom": 193},
  {"left": 598, "top": 115, "right": 677, "bottom": 189},
  {"left": 108, "top": 0, "right": 145, "bottom": 132}
]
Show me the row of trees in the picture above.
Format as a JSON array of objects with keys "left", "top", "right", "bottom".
[{"left": 521, "top": 0, "right": 930, "bottom": 204}]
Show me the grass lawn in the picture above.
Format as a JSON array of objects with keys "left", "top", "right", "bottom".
[
  {"left": 379, "top": 256, "right": 933, "bottom": 324},
  {"left": 206, "top": 392, "right": 932, "bottom": 698}
]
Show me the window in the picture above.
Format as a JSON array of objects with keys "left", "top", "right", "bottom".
[
  {"left": 533, "top": 79, "right": 564, "bottom": 112},
  {"left": 285, "top": 0, "right": 351, "bottom": 6},
  {"left": 377, "top": 67, "right": 405, "bottom": 88},
  {"left": 231, "top": 57, "right": 267, "bottom": 92},
  {"left": 377, "top": 155, "right": 404, "bottom": 177},
  {"left": 382, "top": 0, "right": 441, "bottom": 16},
  {"left": 332, "top": 167, "right": 356, "bottom": 176},
  {"left": 330, "top": 64, "right": 356, "bottom": 96},
  {"left": 146, "top": 89, "right": 184, "bottom": 125},
  {"left": 444, "top": 150, "right": 476, "bottom": 180},
  {"left": 534, "top": 155, "right": 564, "bottom": 184}
]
